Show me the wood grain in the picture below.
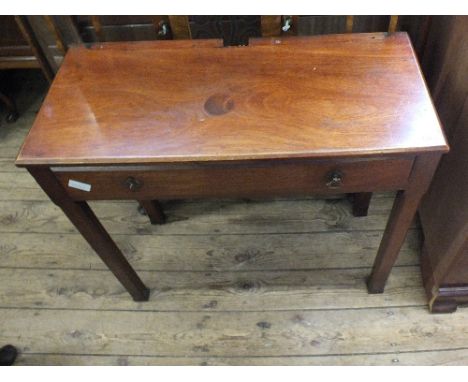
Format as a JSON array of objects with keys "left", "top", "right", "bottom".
[
  {"left": 422, "top": 101, "right": 468, "bottom": 285},
  {"left": 388, "top": 16, "right": 399, "bottom": 33},
  {"left": 27, "top": 167, "right": 149, "bottom": 301},
  {"left": 0, "top": 159, "right": 18, "bottom": 172},
  {"left": 15, "top": 32, "right": 448, "bottom": 166},
  {"left": 14, "top": 16, "right": 55, "bottom": 82},
  {"left": 368, "top": 154, "right": 442, "bottom": 292},
  {"left": 138, "top": 200, "right": 166, "bottom": 224},
  {"left": 0, "top": 266, "right": 426, "bottom": 311},
  {"left": 0, "top": 56, "right": 40, "bottom": 69},
  {"left": 0, "top": 170, "right": 398, "bottom": 201},
  {"left": 14, "top": 348, "right": 468, "bottom": 366},
  {"left": 0, "top": 27, "right": 465, "bottom": 367},
  {"left": 168, "top": 16, "right": 191, "bottom": 39},
  {"left": 418, "top": 18, "right": 468, "bottom": 312},
  {"left": 261, "top": 16, "right": 281, "bottom": 37},
  {"left": 346, "top": 16, "right": 354, "bottom": 33},
  {"left": 43, "top": 16, "right": 67, "bottom": 55},
  {"left": 0, "top": 197, "right": 418, "bottom": 235},
  {"left": 0, "top": 229, "right": 421, "bottom": 271},
  {"left": 54, "top": 158, "right": 413, "bottom": 200},
  {"left": 2, "top": 307, "right": 468, "bottom": 357},
  {"left": 90, "top": 16, "right": 105, "bottom": 42},
  {"left": 351, "top": 192, "right": 372, "bottom": 217}
]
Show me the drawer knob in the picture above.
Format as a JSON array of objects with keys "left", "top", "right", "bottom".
[
  {"left": 125, "top": 176, "right": 142, "bottom": 192},
  {"left": 326, "top": 170, "right": 344, "bottom": 189}
]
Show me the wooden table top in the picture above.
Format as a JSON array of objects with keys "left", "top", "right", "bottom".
[{"left": 16, "top": 32, "right": 448, "bottom": 167}]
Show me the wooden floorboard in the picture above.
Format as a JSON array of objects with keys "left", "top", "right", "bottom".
[
  {"left": 0, "top": 230, "right": 421, "bottom": 270},
  {"left": 2, "top": 307, "right": 468, "bottom": 357},
  {"left": 0, "top": 158, "right": 21, "bottom": 172},
  {"left": 0, "top": 197, "right": 416, "bottom": 235},
  {"left": 0, "top": 266, "right": 427, "bottom": 311},
  {"left": 14, "top": 348, "right": 468, "bottom": 366},
  {"left": 1, "top": 82, "right": 467, "bottom": 366}
]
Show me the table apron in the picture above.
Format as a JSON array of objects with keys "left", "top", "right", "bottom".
[{"left": 53, "top": 157, "right": 414, "bottom": 200}]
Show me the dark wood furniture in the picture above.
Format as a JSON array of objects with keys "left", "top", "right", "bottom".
[
  {"left": 420, "top": 104, "right": 468, "bottom": 313},
  {"left": 16, "top": 33, "right": 448, "bottom": 301},
  {"left": 0, "top": 16, "right": 38, "bottom": 122},
  {"left": 0, "top": 16, "right": 55, "bottom": 123},
  {"left": 418, "top": 16, "right": 468, "bottom": 313}
]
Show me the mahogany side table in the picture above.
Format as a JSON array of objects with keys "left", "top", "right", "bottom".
[{"left": 16, "top": 33, "right": 448, "bottom": 301}]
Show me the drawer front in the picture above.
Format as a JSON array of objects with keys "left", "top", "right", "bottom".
[{"left": 54, "top": 158, "right": 414, "bottom": 200}]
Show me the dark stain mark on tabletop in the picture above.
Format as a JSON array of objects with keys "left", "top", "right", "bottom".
[{"left": 204, "top": 93, "right": 234, "bottom": 116}]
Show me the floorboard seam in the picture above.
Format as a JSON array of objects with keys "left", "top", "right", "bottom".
[
  {"left": 17, "top": 346, "right": 468, "bottom": 359},
  {"left": 0, "top": 304, "right": 427, "bottom": 313},
  {"left": 0, "top": 228, "right": 420, "bottom": 236},
  {"left": 0, "top": 264, "right": 421, "bottom": 272}
]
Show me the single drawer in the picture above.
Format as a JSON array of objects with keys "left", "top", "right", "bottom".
[{"left": 54, "top": 157, "right": 414, "bottom": 200}]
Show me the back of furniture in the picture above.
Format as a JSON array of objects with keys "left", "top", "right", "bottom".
[{"left": 17, "top": 15, "right": 435, "bottom": 82}]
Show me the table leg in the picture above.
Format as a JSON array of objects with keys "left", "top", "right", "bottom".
[
  {"left": 138, "top": 200, "right": 166, "bottom": 225},
  {"left": 351, "top": 192, "right": 373, "bottom": 217},
  {"left": 367, "top": 154, "right": 442, "bottom": 293},
  {"left": 0, "top": 91, "right": 19, "bottom": 123},
  {"left": 27, "top": 167, "right": 150, "bottom": 301}
]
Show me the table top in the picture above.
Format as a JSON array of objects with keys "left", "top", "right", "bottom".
[{"left": 16, "top": 32, "right": 448, "bottom": 167}]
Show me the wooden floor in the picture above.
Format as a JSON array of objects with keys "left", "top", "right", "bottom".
[{"left": 1, "top": 77, "right": 468, "bottom": 366}]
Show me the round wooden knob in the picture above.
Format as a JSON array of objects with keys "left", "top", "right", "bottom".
[
  {"left": 326, "top": 170, "right": 343, "bottom": 189},
  {"left": 125, "top": 176, "right": 142, "bottom": 192}
]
